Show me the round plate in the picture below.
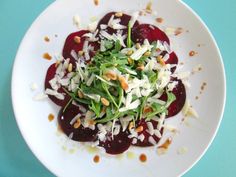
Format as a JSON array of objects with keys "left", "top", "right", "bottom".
[{"left": 12, "top": 0, "right": 226, "bottom": 176}]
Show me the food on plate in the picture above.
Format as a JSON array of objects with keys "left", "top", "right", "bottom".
[{"left": 44, "top": 12, "right": 186, "bottom": 154}]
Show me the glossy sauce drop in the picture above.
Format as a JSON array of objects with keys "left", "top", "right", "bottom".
[
  {"left": 139, "top": 153, "right": 147, "bottom": 163},
  {"left": 156, "top": 17, "right": 164, "bottom": 23},
  {"left": 189, "top": 51, "right": 196, "bottom": 57},
  {"left": 94, "top": 0, "right": 99, "bottom": 6},
  {"left": 43, "top": 53, "right": 52, "bottom": 60},
  {"left": 93, "top": 155, "right": 100, "bottom": 163},
  {"left": 44, "top": 36, "right": 50, "bottom": 42},
  {"left": 48, "top": 113, "right": 54, "bottom": 121}
]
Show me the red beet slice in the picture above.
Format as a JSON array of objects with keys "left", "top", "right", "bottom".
[
  {"left": 62, "top": 30, "right": 89, "bottom": 62},
  {"left": 161, "top": 51, "right": 178, "bottom": 73},
  {"left": 99, "top": 130, "right": 132, "bottom": 155},
  {"left": 97, "top": 12, "right": 139, "bottom": 36},
  {"left": 159, "top": 78, "right": 186, "bottom": 118},
  {"left": 133, "top": 119, "right": 164, "bottom": 147},
  {"left": 58, "top": 103, "right": 98, "bottom": 142},
  {"left": 45, "top": 63, "right": 71, "bottom": 107},
  {"left": 132, "top": 24, "right": 170, "bottom": 44}
]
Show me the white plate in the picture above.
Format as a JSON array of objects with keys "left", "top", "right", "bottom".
[{"left": 12, "top": 0, "right": 226, "bottom": 176}]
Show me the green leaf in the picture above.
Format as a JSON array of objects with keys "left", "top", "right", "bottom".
[
  {"left": 63, "top": 98, "right": 73, "bottom": 113},
  {"left": 112, "top": 40, "right": 122, "bottom": 53},
  {"left": 118, "top": 86, "right": 123, "bottom": 107},
  {"left": 127, "top": 21, "right": 132, "bottom": 48},
  {"left": 101, "top": 82, "right": 119, "bottom": 108},
  {"left": 104, "top": 40, "right": 114, "bottom": 49},
  {"left": 89, "top": 101, "right": 101, "bottom": 117},
  {"left": 166, "top": 92, "right": 176, "bottom": 107}
]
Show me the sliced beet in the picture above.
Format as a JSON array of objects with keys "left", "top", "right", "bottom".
[
  {"left": 58, "top": 103, "right": 98, "bottom": 142},
  {"left": 99, "top": 130, "right": 132, "bottom": 155},
  {"left": 45, "top": 63, "right": 71, "bottom": 107},
  {"left": 159, "top": 78, "right": 186, "bottom": 118},
  {"left": 161, "top": 51, "right": 178, "bottom": 73},
  {"left": 132, "top": 24, "right": 170, "bottom": 44},
  {"left": 62, "top": 30, "right": 89, "bottom": 63},
  {"left": 133, "top": 119, "right": 164, "bottom": 147},
  {"left": 97, "top": 12, "right": 139, "bottom": 36}
]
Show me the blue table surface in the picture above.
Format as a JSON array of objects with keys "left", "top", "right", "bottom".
[{"left": 0, "top": 0, "right": 235, "bottom": 176}]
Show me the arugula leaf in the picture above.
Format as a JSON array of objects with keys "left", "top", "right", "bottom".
[
  {"left": 112, "top": 40, "right": 122, "bottom": 53},
  {"left": 89, "top": 101, "right": 101, "bottom": 117},
  {"left": 63, "top": 98, "right": 73, "bottom": 113},
  {"left": 62, "top": 88, "right": 90, "bottom": 105},
  {"left": 101, "top": 82, "right": 119, "bottom": 108},
  {"left": 166, "top": 92, "right": 176, "bottom": 107},
  {"left": 118, "top": 86, "right": 123, "bottom": 107},
  {"left": 127, "top": 21, "right": 132, "bottom": 48},
  {"left": 104, "top": 40, "right": 114, "bottom": 49}
]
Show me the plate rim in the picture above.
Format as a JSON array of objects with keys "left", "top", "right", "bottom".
[{"left": 11, "top": 0, "right": 226, "bottom": 176}]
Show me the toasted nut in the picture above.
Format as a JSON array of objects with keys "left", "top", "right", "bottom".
[
  {"left": 77, "top": 90, "right": 84, "bottom": 98},
  {"left": 144, "top": 51, "right": 151, "bottom": 57},
  {"left": 78, "top": 50, "right": 84, "bottom": 56},
  {"left": 126, "top": 50, "right": 133, "bottom": 56},
  {"left": 157, "top": 56, "right": 166, "bottom": 66},
  {"left": 73, "top": 118, "right": 81, "bottom": 129},
  {"left": 101, "top": 97, "right": 110, "bottom": 106},
  {"left": 88, "top": 119, "right": 95, "bottom": 125},
  {"left": 136, "top": 64, "right": 144, "bottom": 71},
  {"left": 104, "top": 71, "right": 117, "bottom": 80},
  {"left": 128, "top": 122, "right": 134, "bottom": 131},
  {"left": 127, "top": 57, "right": 134, "bottom": 65},
  {"left": 68, "top": 63, "right": 73, "bottom": 72},
  {"left": 115, "top": 12, "right": 123, "bottom": 17},
  {"left": 74, "top": 36, "right": 81, "bottom": 44},
  {"left": 135, "top": 43, "right": 141, "bottom": 49},
  {"left": 55, "top": 60, "right": 61, "bottom": 67},
  {"left": 143, "top": 106, "right": 153, "bottom": 113},
  {"left": 118, "top": 76, "right": 129, "bottom": 91},
  {"left": 135, "top": 126, "right": 144, "bottom": 133}
]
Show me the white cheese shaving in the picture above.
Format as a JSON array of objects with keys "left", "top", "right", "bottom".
[
  {"left": 95, "top": 75, "right": 115, "bottom": 86},
  {"left": 148, "top": 136, "right": 156, "bottom": 145},
  {"left": 70, "top": 113, "right": 81, "bottom": 125},
  {"left": 30, "top": 83, "right": 38, "bottom": 91},
  {"left": 157, "top": 113, "right": 166, "bottom": 130},
  {"left": 45, "top": 88, "right": 64, "bottom": 100},
  {"left": 33, "top": 93, "right": 48, "bottom": 101},
  {"left": 138, "top": 134, "right": 145, "bottom": 142},
  {"left": 88, "top": 21, "right": 98, "bottom": 32},
  {"left": 146, "top": 122, "right": 154, "bottom": 135},
  {"left": 120, "top": 116, "right": 133, "bottom": 131},
  {"left": 73, "top": 15, "right": 80, "bottom": 29},
  {"left": 129, "top": 11, "right": 139, "bottom": 28},
  {"left": 154, "top": 130, "right": 162, "bottom": 138},
  {"left": 119, "top": 99, "right": 140, "bottom": 112}
]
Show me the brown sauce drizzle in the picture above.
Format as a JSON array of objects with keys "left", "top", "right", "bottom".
[
  {"left": 158, "top": 138, "right": 172, "bottom": 149},
  {"left": 43, "top": 53, "right": 52, "bottom": 60},
  {"left": 44, "top": 36, "right": 50, "bottom": 42},
  {"left": 156, "top": 17, "right": 163, "bottom": 23},
  {"left": 139, "top": 153, "right": 147, "bottom": 162},
  {"left": 189, "top": 50, "right": 197, "bottom": 57},
  {"left": 48, "top": 113, "right": 54, "bottom": 121},
  {"left": 94, "top": 0, "right": 99, "bottom": 6},
  {"left": 175, "top": 27, "right": 183, "bottom": 36},
  {"left": 93, "top": 155, "right": 100, "bottom": 163}
]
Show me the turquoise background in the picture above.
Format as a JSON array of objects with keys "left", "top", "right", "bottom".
[{"left": 0, "top": 0, "right": 235, "bottom": 176}]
